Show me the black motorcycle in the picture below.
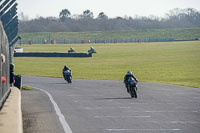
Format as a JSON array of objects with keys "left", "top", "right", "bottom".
[
  {"left": 127, "top": 77, "right": 137, "bottom": 98},
  {"left": 63, "top": 70, "right": 72, "bottom": 83}
]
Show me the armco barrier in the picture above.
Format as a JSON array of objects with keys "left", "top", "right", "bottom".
[{"left": 14, "top": 52, "right": 92, "bottom": 57}]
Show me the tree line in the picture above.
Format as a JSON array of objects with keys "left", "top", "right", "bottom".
[{"left": 19, "top": 8, "right": 200, "bottom": 33}]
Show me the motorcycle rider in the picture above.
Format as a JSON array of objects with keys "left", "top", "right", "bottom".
[
  {"left": 62, "top": 65, "right": 72, "bottom": 77},
  {"left": 62, "top": 65, "right": 72, "bottom": 83},
  {"left": 124, "top": 71, "right": 138, "bottom": 92},
  {"left": 10, "top": 63, "right": 15, "bottom": 87}
]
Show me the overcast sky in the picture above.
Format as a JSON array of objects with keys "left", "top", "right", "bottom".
[{"left": 17, "top": 0, "right": 200, "bottom": 19}]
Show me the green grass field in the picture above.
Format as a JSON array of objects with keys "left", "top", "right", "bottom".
[
  {"left": 20, "top": 28, "right": 200, "bottom": 42},
  {"left": 14, "top": 41, "right": 200, "bottom": 88}
]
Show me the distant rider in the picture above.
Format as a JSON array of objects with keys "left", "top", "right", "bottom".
[
  {"left": 124, "top": 71, "right": 138, "bottom": 91},
  {"left": 68, "top": 47, "right": 76, "bottom": 53}
]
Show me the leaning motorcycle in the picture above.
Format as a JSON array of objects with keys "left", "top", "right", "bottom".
[
  {"left": 63, "top": 70, "right": 72, "bottom": 83},
  {"left": 127, "top": 77, "right": 137, "bottom": 98}
]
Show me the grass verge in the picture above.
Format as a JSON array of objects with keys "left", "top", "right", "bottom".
[
  {"left": 14, "top": 41, "right": 200, "bottom": 88},
  {"left": 22, "top": 86, "right": 34, "bottom": 90}
]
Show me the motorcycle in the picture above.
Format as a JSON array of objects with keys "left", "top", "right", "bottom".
[
  {"left": 127, "top": 77, "right": 137, "bottom": 98},
  {"left": 63, "top": 70, "right": 72, "bottom": 83}
]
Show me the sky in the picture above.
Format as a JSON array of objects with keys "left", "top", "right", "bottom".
[{"left": 17, "top": 0, "right": 200, "bottom": 19}]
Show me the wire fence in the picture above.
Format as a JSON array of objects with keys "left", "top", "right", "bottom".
[
  {"left": 0, "top": 0, "right": 19, "bottom": 109},
  {"left": 0, "top": 21, "right": 10, "bottom": 109},
  {"left": 19, "top": 38, "right": 177, "bottom": 45}
]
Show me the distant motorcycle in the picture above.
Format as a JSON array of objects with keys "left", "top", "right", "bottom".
[
  {"left": 127, "top": 77, "right": 137, "bottom": 98},
  {"left": 63, "top": 70, "right": 72, "bottom": 83}
]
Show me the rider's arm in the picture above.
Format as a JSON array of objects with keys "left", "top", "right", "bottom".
[{"left": 132, "top": 75, "right": 138, "bottom": 82}]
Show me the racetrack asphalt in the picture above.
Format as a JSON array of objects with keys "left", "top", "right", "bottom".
[{"left": 22, "top": 75, "right": 200, "bottom": 133}]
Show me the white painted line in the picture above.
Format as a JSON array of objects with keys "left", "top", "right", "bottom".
[
  {"left": 107, "top": 129, "right": 180, "bottom": 131},
  {"left": 34, "top": 87, "right": 73, "bottom": 133},
  {"left": 95, "top": 115, "right": 151, "bottom": 118}
]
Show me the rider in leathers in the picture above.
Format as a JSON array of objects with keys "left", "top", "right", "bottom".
[
  {"left": 124, "top": 71, "right": 138, "bottom": 92},
  {"left": 62, "top": 65, "right": 72, "bottom": 77}
]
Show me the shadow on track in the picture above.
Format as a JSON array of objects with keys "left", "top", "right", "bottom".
[
  {"left": 95, "top": 97, "right": 132, "bottom": 100},
  {"left": 46, "top": 82, "right": 68, "bottom": 84}
]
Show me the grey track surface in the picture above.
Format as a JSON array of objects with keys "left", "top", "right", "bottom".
[{"left": 22, "top": 75, "right": 200, "bottom": 133}]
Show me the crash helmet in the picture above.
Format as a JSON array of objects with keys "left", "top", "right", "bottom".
[
  {"left": 127, "top": 71, "right": 132, "bottom": 75},
  {"left": 10, "top": 63, "right": 15, "bottom": 69}
]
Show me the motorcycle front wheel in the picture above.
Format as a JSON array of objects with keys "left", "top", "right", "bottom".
[{"left": 130, "top": 87, "right": 137, "bottom": 98}]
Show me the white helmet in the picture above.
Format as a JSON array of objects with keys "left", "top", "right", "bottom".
[{"left": 127, "top": 71, "right": 132, "bottom": 75}]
